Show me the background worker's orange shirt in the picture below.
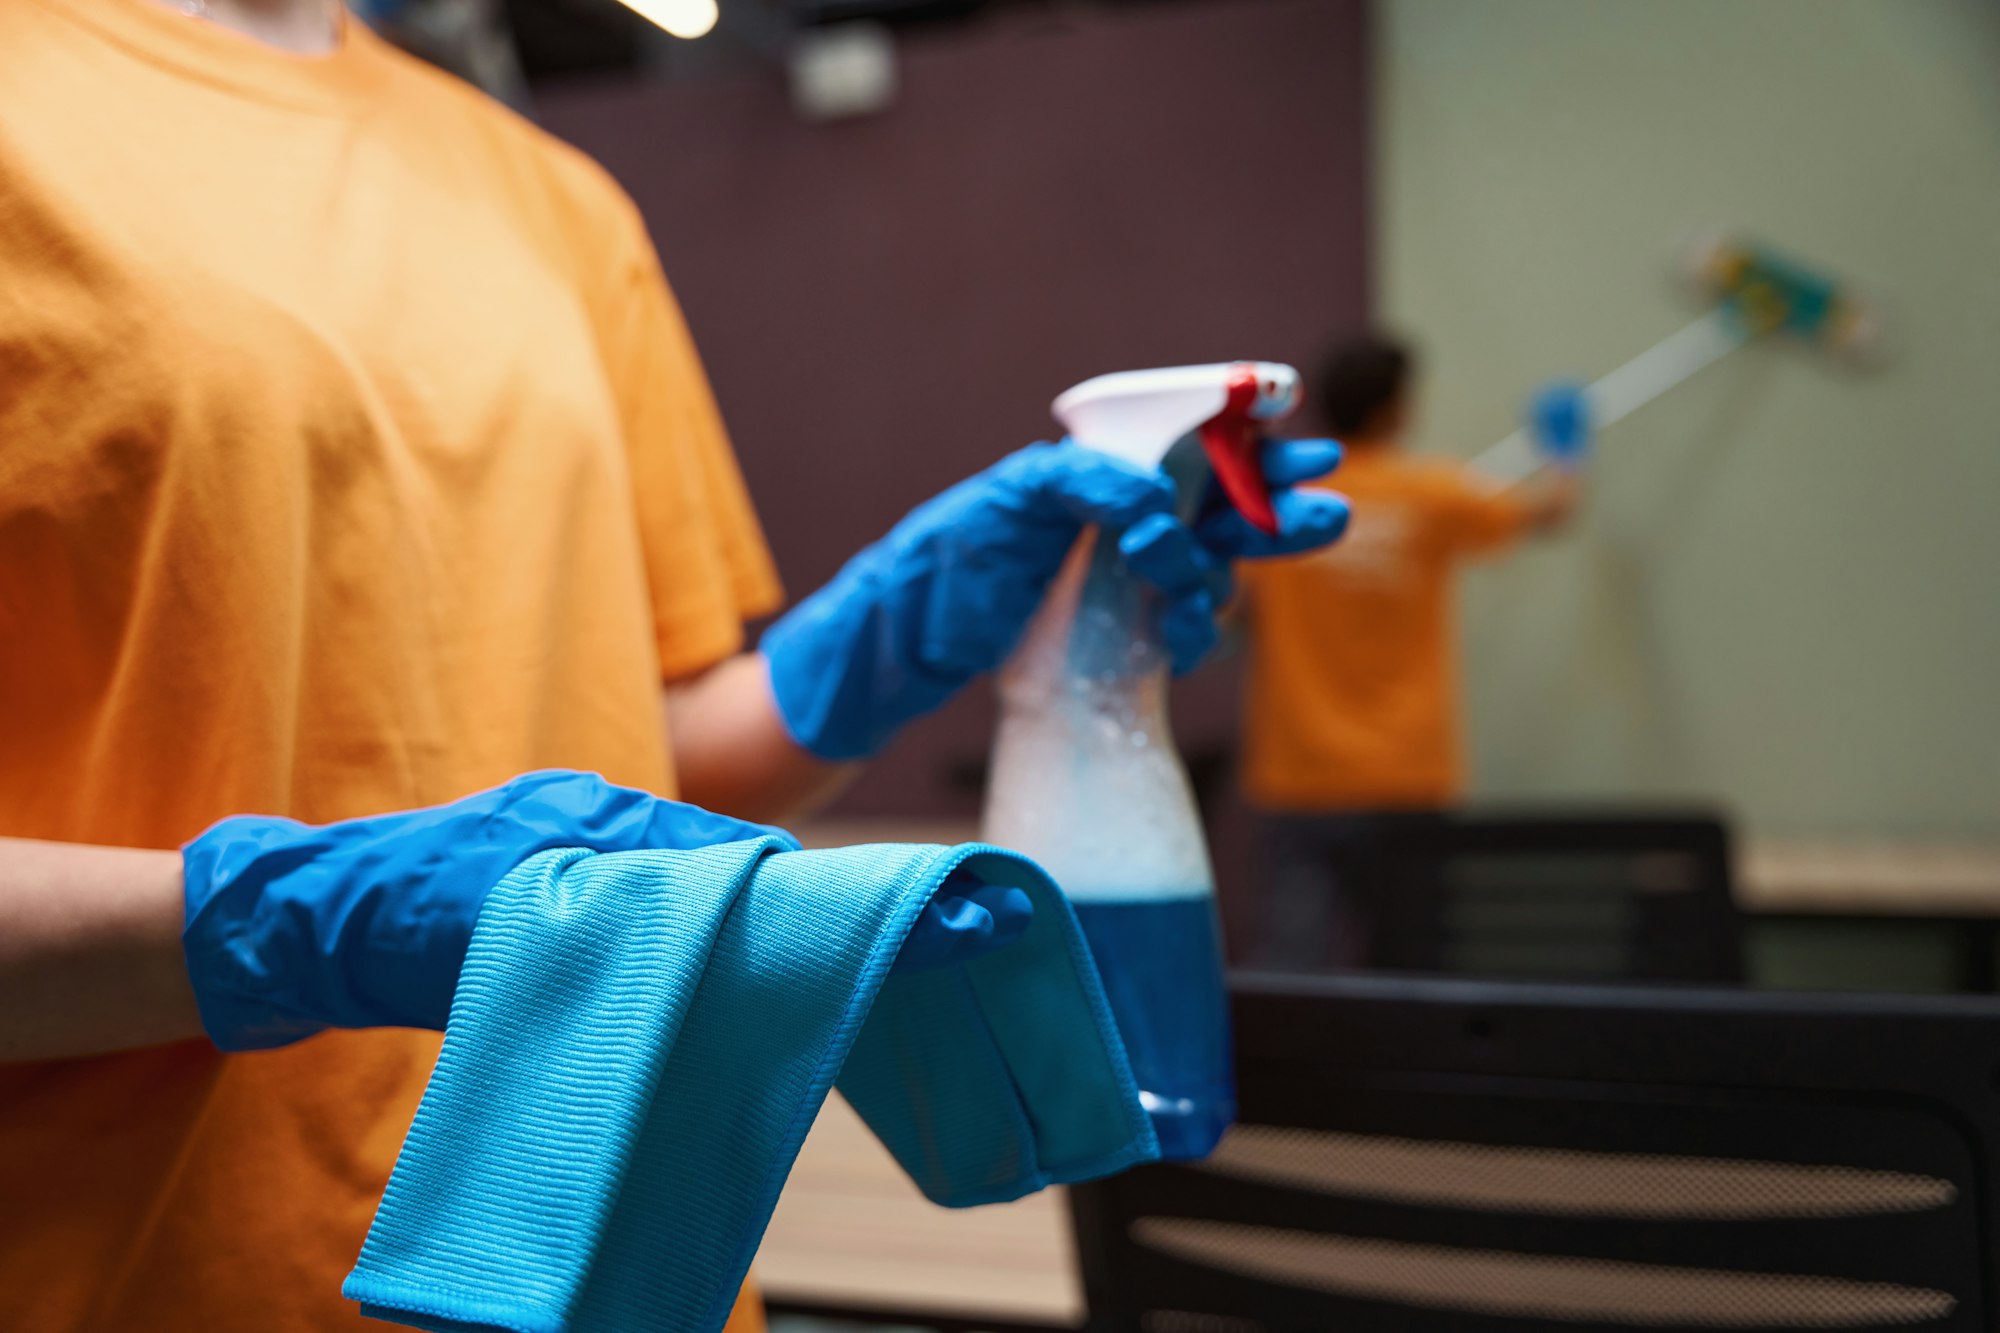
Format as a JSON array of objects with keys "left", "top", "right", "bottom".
[
  {"left": 0, "top": 2, "right": 779, "bottom": 1329},
  {"left": 1239, "top": 447, "right": 1530, "bottom": 811}
]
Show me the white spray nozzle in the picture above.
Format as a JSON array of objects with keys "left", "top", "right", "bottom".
[{"left": 1053, "top": 362, "right": 1300, "bottom": 470}]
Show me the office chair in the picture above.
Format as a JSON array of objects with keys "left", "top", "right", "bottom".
[
  {"left": 1270, "top": 809, "right": 1743, "bottom": 982},
  {"left": 1071, "top": 972, "right": 2000, "bottom": 1332}
]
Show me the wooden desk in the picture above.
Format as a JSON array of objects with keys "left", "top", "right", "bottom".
[
  {"left": 758, "top": 1096, "right": 1082, "bottom": 1331},
  {"left": 1738, "top": 839, "right": 2000, "bottom": 992},
  {"left": 1738, "top": 839, "right": 2000, "bottom": 917}
]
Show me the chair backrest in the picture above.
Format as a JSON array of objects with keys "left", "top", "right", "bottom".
[
  {"left": 1345, "top": 810, "right": 1743, "bottom": 983},
  {"left": 1070, "top": 972, "right": 2000, "bottom": 1333}
]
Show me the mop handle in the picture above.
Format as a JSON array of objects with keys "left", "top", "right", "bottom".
[{"left": 1470, "top": 306, "right": 1748, "bottom": 479}]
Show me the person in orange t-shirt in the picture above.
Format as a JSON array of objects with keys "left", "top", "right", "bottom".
[
  {"left": 1237, "top": 335, "right": 1584, "bottom": 968},
  {"left": 0, "top": 2, "right": 1348, "bottom": 1327}
]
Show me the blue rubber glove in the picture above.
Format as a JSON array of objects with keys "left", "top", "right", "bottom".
[
  {"left": 894, "top": 872, "right": 1034, "bottom": 975},
  {"left": 182, "top": 770, "right": 1030, "bottom": 1051},
  {"left": 1529, "top": 379, "right": 1593, "bottom": 467},
  {"left": 762, "top": 438, "right": 1346, "bottom": 761}
]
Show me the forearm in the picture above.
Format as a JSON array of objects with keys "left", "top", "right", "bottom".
[
  {"left": 1513, "top": 470, "right": 1583, "bottom": 533},
  {"left": 663, "top": 653, "right": 858, "bottom": 825},
  {"left": 0, "top": 837, "right": 201, "bottom": 1062}
]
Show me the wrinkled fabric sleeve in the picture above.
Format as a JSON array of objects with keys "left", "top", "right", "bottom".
[{"left": 589, "top": 197, "right": 784, "bottom": 680}]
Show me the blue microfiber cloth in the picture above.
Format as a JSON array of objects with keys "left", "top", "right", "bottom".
[{"left": 342, "top": 838, "right": 1158, "bottom": 1333}]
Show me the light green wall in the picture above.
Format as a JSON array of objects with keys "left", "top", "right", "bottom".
[{"left": 1376, "top": 0, "right": 2000, "bottom": 839}]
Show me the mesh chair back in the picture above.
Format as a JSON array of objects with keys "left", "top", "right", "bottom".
[
  {"left": 1071, "top": 974, "right": 2000, "bottom": 1332},
  {"left": 1355, "top": 811, "right": 1742, "bottom": 982}
]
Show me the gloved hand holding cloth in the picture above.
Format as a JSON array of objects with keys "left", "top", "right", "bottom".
[
  {"left": 761, "top": 436, "right": 1347, "bottom": 761},
  {"left": 184, "top": 772, "right": 1131, "bottom": 1333},
  {"left": 181, "top": 770, "right": 1030, "bottom": 1052}
]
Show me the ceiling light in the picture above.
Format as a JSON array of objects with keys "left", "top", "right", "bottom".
[{"left": 616, "top": 0, "right": 719, "bottom": 41}]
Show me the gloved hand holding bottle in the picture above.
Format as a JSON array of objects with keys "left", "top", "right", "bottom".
[{"left": 760, "top": 436, "right": 1347, "bottom": 762}]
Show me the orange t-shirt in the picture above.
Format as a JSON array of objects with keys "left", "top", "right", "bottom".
[
  {"left": 1239, "top": 447, "right": 1529, "bottom": 811},
  {"left": 0, "top": 2, "right": 779, "bottom": 1329}
]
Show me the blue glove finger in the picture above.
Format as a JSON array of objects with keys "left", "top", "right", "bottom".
[
  {"left": 1016, "top": 440, "right": 1178, "bottom": 530},
  {"left": 1161, "top": 589, "right": 1221, "bottom": 676},
  {"left": 1260, "top": 437, "right": 1342, "bottom": 487},
  {"left": 1119, "top": 518, "right": 1236, "bottom": 674},
  {"left": 1197, "top": 486, "right": 1351, "bottom": 560},
  {"left": 1118, "top": 512, "right": 1226, "bottom": 598},
  {"left": 891, "top": 870, "right": 1035, "bottom": 975}
]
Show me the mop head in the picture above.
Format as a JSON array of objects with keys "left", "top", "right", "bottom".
[{"left": 1681, "top": 231, "right": 1885, "bottom": 362}]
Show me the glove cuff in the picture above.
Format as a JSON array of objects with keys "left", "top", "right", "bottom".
[
  {"left": 760, "top": 565, "right": 961, "bottom": 763},
  {"left": 182, "top": 816, "right": 339, "bottom": 1052}
]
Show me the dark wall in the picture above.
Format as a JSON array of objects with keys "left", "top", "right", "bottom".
[{"left": 541, "top": 0, "right": 1370, "bottom": 920}]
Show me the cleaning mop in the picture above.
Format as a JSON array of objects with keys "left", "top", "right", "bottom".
[{"left": 1477, "top": 231, "right": 1887, "bottom": 477}]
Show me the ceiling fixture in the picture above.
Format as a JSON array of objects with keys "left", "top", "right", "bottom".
[{"left": 614, "top": 0, "right": 719, "bottom": 40}]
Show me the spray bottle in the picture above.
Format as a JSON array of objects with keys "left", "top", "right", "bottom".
[{"left": 981, "top": 362, "right": 1301, "bottom": 1160}]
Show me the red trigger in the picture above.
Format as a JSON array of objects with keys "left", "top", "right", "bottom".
[{"left": 1198, "top": 365, "right": 1279, "bottom": 535}]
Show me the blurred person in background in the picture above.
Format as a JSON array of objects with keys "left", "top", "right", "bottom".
[
  {"left": 0, "top": 0, "right": 1347, "bottom": 1328},
  {"left": 1237, "top": 334, "right": 1585, "bottom": 969}
]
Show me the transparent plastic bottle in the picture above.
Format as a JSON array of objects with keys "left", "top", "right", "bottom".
[
  {"left": 981, "top": 532, "right": 1231, "bottom": 1158},
  {"left": 980, "top": 362, "right": 1299, "bottom": 1160}
]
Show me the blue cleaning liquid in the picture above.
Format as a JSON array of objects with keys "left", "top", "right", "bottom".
[{"left": 1069, "top": 894, "right": 1235, "bottom": 1160}]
